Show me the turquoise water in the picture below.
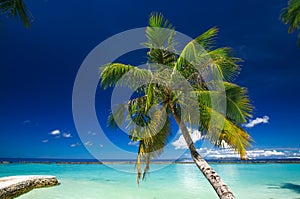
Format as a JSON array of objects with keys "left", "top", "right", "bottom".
[{"left": 1, "top": 163, "right": 300, "bottom": 199}]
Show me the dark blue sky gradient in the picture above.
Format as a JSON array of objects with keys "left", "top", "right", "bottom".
[{"left": 0, "top": 0, "right": 299, "bottom": 158}]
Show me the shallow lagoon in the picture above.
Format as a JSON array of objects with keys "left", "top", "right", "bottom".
[{"left": 1, "top": 163, "right": 300, "bottom": 199}]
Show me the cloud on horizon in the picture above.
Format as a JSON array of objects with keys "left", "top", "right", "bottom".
[
  {"left": 245, "top": 116, "right": 269, "bottom": 128},
  {"left": 181, "top": 148, "right": 300, "bottom": 160},
  {"left": 172, "top": 128, "right": 202, "bottom": 150}
]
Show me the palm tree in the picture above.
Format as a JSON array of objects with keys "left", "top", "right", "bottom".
[
  {"left": 0, "top": 0, "right": 32, "bottom": 28},
  {"left": 281, "top": 0, "right": 300, "bottom": 47},
  {"left": 100, "top": 13, "right": 252, "bottom": 199}
]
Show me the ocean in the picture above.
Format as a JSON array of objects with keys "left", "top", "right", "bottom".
[{"left": 0, "top": 163, "right": 300, "bottom": 199}]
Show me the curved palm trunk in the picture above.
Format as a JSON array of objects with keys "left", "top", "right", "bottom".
[{"left": 171, "top": 108, "right": 235, "bottom": 199}]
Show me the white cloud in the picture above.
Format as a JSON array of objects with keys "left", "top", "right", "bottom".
[
  {"left": 62, "top": 133, "right": 72, "bottom": 138},
  {"left": 99, "top": 144, "right": 104, "bottom": 148},
  {"left": 87, "top": 131, "right": 97, "bottom": 136},
  {"left": 70, "top": 142, "right": 81, "bottom": 147},
  {"left": 220, "top": 140, "right": 230, "bottom": 149},
  {"left": 245, "top": 116, "right": 269, "bottom": 128},
  {"left": 49, "top": 130, "right": 71, "bottom": 138},
  {"left": 22, "top": 120, "right": 31, "bottom": 124},
  {"left": 49, "top": 130, "right": 60, "bottom": 135},
  {"left": 128, "top": 141, "right": 139, "bottom": 146},
  {"left": 84, "top": 141, "right": 93, "bottom": 146},
  {"left": 191, "top": 148, "right": 288, "bottom": 159},
  {"left": 246, "top": 149, "right": 285, "bottom": 158},
  {"left": 41, "top": 139, "right": 48, "bottom": 143},
  {"left": 172, "top": 128, "right": 202, "bottom": 150},
  {"left": 180, "top": 148, "right": 300, "bottom": 160}
]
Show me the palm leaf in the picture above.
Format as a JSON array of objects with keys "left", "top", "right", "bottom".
[
  {"left": 176, "top": 32, "right": 241, "bottom": 83},
  {"left": 202, "top": 106, "right": 252, "bottom": 158},
  {"left": 281, "top": 0, "right": 300, "bottom": 46},
  {"left": 194, "top": 82, "right": 252, "bottom": 124},
  {"left": 145, "top": 13, "right": 174, "bottom": 48},
  {"left": 107, "top": 103, "right": 128, "bottom": 129},
  {"left": 223, "top": 82, "right": 252, "bottom": 123},
  {"left": 0, "top": 0, "right": 32, "bottom": 28},
  {"left": 208, "top": 47, "right": 241, "bottom": 82},
  {"left": 100, "top": 63, "right": 152, "bottom": 89},
  {"left": 194, "top": 27, "right": 218, "bottom": 50},
  {"left": 281, "top": 0, "right": 300, "bottom": 33},
  {"left": 144, "top": 13, "right": 177, "bottom": 65},
  {"left": 135, "top": 106, "right": 171, "bottom": 184}
]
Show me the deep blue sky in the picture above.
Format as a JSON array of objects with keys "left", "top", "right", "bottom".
[{"left": 0, "top": 0, "right": 299, "bottom": 159}]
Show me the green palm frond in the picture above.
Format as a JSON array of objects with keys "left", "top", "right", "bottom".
[
  {"left": 171, "top": 87, "right": 200, "bottom": 127},
  {"left": 176, "top": 40, "right": 199, "bottom": 68},
  {"left": 100, "top": 63, "right": 152, "bottom": 89},
  {"left": 223, "top": 82, "right": 252, "bottom": 123},
  {"left": 128, "top": 99, "right": 168, "bottom": 141},
  {"left": 145, "top": 83, "right": 155, "bottom": 112},
  {"left": 281, "top": 0, "right": 300, "bottom": 46},
  {"left": 147, "top": 48, "right": 177, "bottom": 66},
  {"left": 177, "top": 32, "right": 241, "bottom": 83},
  {"left": 136, "top": 108, "right": 171, "bottom": 184},
  {"left": 208, "top": 48, "right": 241, "bottom": 82},
  {"left": 100, "top": 63, "right": 133, "bottom": 89},
  {"left": 107, "top": 103, "right": 128, "bottom": 129},
  {"left": 194, "top": 82, "right": 252, "bottom": 124},
  {"left": 145, "top": 13, "right": 177, "bottom": 65},
  {"left": 148, "top": 12, "right": 173, "bottom": 29},
  {"left": 112, "top": 94, "right": 171, "bottom": 184},
  {"left": 175, "top": 40, "right": 205, "bottom": 81},
  {"left": 219, "top": 118, "right": 252, "bottom": 159},
  {"left": 281, "top": 0, "right": 300, "bottom": 33},
  {"left": 0, "top": 0, "right": 32, "bottom": 28},
  {"left": 108, "top": 97, "right": 172, "bottom": 183},
  {"left": 145, "top": 13, "right": 175, "bottom": 48},
  {"left": 202, "top": 106, "right": 252, "bottom": 158},
  {"left": 195, "top": 27, "right": 218, "bottom": 50}
]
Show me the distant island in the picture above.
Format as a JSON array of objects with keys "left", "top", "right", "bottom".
[{"left": 1, "top": 157, "right": 300, "bottom": 165}]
